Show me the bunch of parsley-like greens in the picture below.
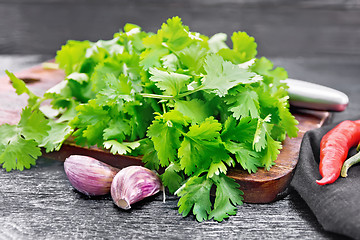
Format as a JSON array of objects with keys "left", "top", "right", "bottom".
[{"left": 0, "top": 17, "right": 298, "bottom": 221}]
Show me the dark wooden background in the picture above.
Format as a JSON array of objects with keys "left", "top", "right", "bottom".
[
  {"left": 0, "top": 0, "right": 360, "bottom": 58},
  {"left": 1, "top": 1, "right": 360, "bottom": 239}
]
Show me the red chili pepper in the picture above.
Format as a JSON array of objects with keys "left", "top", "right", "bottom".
[{"left": 316, "top": 120, "right": 360, "bottom": 185}]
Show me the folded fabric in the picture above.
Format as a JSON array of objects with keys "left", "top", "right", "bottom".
[{"left": 291, "top": 119, "right": 360, "bottom": 239}]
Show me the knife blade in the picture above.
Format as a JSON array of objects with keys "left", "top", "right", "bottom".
[{"left": 283, "top": 78, "right": 349, "bottom": 112}]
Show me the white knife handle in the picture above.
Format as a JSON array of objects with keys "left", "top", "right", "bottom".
[{"left": 283, "top": 78, "right": 349, "bottom": 112}]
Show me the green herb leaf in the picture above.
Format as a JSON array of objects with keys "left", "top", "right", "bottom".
[
  {"left": 149, "top": 68, "right": 191, "bottom": 97},
  {"left": 0, "top": 108, "right": 50, "bottom": 171},
  {"left": 0, "top": 136, "right": 41, "bottom": 172},
  {"left": 161, "top": 162, "right": 184, "bottom": 194},
  {"left": 18, "top": 107, "right": 50, "bottom": 143},
  {"left": 225, "top": 86, "right": 260, "bottom": 119},
  {"left": 178, "top": 117, "right": 229, "bottom": 175},
  {"left": 147, "top": 110, "right": 189, "bottom": 167},
  {"left": 176, "top": 175, "right": 213, "bottom": 222},
  {"left": 208, "top": 33, "right": 228, "bottom": 53},
  {"left": 174, "top": 99, "right": 212, "bottom": 124},
  {"left": 209, "top": 173, "right": 244, "bottom": 221},
  {"left": 218, "top": 31, "right": 257, "bottom": 64},
  {"left": 225, "top": 141, "right": 262, "bottom": 173},
  {"left": 39, "top": 121, "right": 73, "bottom": 153},
  {"left": 6, "top": 71, "right": 39, "bottom": 106},
  {"left": 202, "top": 54, "right": 257, "bottom": 97},
  {"left": 103, "top": 140, "right": 140, "bottom": 155}
]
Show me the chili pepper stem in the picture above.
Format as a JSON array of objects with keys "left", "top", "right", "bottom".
[{"left": 341, "top": 151, "right": 360, "bottom": 178}]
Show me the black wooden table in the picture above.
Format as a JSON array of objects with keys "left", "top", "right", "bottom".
[
  {"left": 1, "top": 1, "right": 360, "bottom": 239},
  {"left": 1, "top": 55, "right": 358, "bottom": 240}
]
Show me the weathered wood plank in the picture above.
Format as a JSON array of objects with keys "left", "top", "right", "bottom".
[
  {"left": 0, "top": 1, "right": 360, "bottom": 58},
  {"left": 0, "top": 158, "right": 349, "bottom": 240}
]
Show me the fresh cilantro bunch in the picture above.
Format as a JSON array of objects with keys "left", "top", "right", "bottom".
[{"left": 0, "top": 17, "right": 298, "bottom": 221}]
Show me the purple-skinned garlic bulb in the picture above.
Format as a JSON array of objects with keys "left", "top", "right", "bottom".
[
  {"left": 111, "top": 166, "right": 162, "bottom": 209},
  {"left": 64, "top": 155, "right": 120, "bottom": 196}
]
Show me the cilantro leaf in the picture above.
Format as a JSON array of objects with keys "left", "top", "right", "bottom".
[
  {"left": 18, "top": 107, "right": 50, "bottom": 143},
  {"left": 224, "top": 141, "right": 262, "bottom": 173},
  {"left": 0, "top": 124, "right": 17, "bottom": 146},
  {"left": 176, "top": 175, "right": 213, "bottom": 222},
  {"left": 161, "top": 53, "right": 180, "bottom": 72},
  {"left": 103, "top": 140, "right": 140, "bottom": 155},
  {"left": 250, "top": 57, "right": 288, "bottom": 91},
  {"left": 221, "top": 116, "right": 257, "bottom": 143},
  {"left": 231, "top": 31, "right": 257, "bottom": 61},
  {"left": 159, "top": 16, "right": 193, "bottom": 52},
  {"left": 178, "top": 44, "right": 208, "bottom": 74},
  {"left": 209, "top": 173, "right": 244, "bottom": 221},
  {"left": 66, "top": 72, "right": 89, "bottom": 84},
  {"left": 260, "top": 132, "right": 282, "bottom": 170},
  {"left": 0, "top": 108, "right": 50, "bottom": 171},
  {"left": 126, "top": 102, "right": 155, "bottom": 141},
  {"left": 207, "top": 158, "right": 229, "bottom": 178},
  {"left": 147, "top": 110, "right": 188, "bottom": 167},
  {"left": 90, "top": 60, "right": 123, "bottom": 93},
  {"left": 91, "top": 53, "right": 142, "bottom": 93},
  {"left": 202, "top": 54, "right": 257, "bottom": 97},
  {"left": 6, "top": 70, "right": 31, "bottom": 96},
  {"left": 277, "top": 95, "right": 299, "bottom": 138},
  {"left": 70, "top": 100, "right": 111, "bottom": 146},
  {"left": 161, "top": 162, "right": 184, "bottom": 194},
  {"left": 140, "top": 139, "right": 160, "bottom": 170},
  {"left": 253, "top": 115, "right": 272, "bottom": 152},
  {"left": 39, "top": 121, "right": 73, "bottom": 153},
  {"left": 225, "top": 86, "right": 260, "bottom": 119},
  {"left": 0, "top": 136, "right": 41, "bottom": 172},
  {"left": 149, "top": 68, "right": 191, "bottom": 96},
  {"left": 103, "top": 119, "right": 131, "bottom": 142},
  {"left": 114, "top": 23, "right": 147, "bottom": 54},
  {"left": 178, "top": 117, "right": 229, "bottom": 175},
  {"left": 218, "top": 31, "right": 257, "bottom": 64},
  {"left": 208, "top": 33, "right": 229, "bottom": 53},
  {"left": 97, "top": 73, "right": 134, "bottom": 104},
  {"left": 174, "top": 99, "right": 212, "bottom": 124},
  {"left": 6, "top": 70, "right": 39, "bottom": 106},
  {"left": 55, "top": 40, "right": 91, "bottom": 75},
  {"left": 140, "top": 34, "right": 169, "bottom": 70}
]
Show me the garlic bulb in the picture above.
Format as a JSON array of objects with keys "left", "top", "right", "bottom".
[
  {"left": 64, "top": 155, "right": 119, "bottom": 196},
  {"left": 111, "top": 166, "right": 162, "bottom": 209}
]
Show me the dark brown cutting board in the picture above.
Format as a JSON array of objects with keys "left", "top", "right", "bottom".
[{"left": 0, "top": 64, "right": 330, "bottom": 203}]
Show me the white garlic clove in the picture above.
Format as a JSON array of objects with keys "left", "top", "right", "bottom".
[
  {"left": 64, "top": 155, "right": 119, "bottom": 196},
  {"left": 111, "top": 166, "right": 162, "bottom": 209}
]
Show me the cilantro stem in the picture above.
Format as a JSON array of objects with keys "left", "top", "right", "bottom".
[
  {"left": 161, "top": 42, "right": 181, "bottom": 59},
  {"left": 162, "top": 102, "right": 167, "bottom": 113},
  {"left": 140, "top": 93, "right": 173, "bottom": 99},
  {"left": 140, "top": 86, "right": 204, "bottom": 100},
  {"left": 42, "top": 62, "right": 59, "bottom": 70},
  {"left": 30, "top": 96, "right": 46, "bottom": 111},
  {"left": 177, "top": 86, "right": 204, "bottom": 98}
]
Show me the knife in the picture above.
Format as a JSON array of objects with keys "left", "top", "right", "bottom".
[{"left": 283, "top": 78, "right": 349, "bottom": 112}]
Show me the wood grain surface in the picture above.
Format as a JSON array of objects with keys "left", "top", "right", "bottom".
[
  {"left": 1, "top": 0, "right": 360, "bottom": 59},
  {"left": 1, "top": 157, "right": 349, "bottom": 240},
  {"left": 1, "top": 55, "right": 357, "bottom": 240}
]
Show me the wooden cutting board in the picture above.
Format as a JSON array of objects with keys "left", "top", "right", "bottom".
[{"left": 0, "top": 63, "right": 330, "bottom": 203}]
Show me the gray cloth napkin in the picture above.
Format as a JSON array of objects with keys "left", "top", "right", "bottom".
[{"left": 291, "top": 119, "right": 360, "bottom": 239}]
